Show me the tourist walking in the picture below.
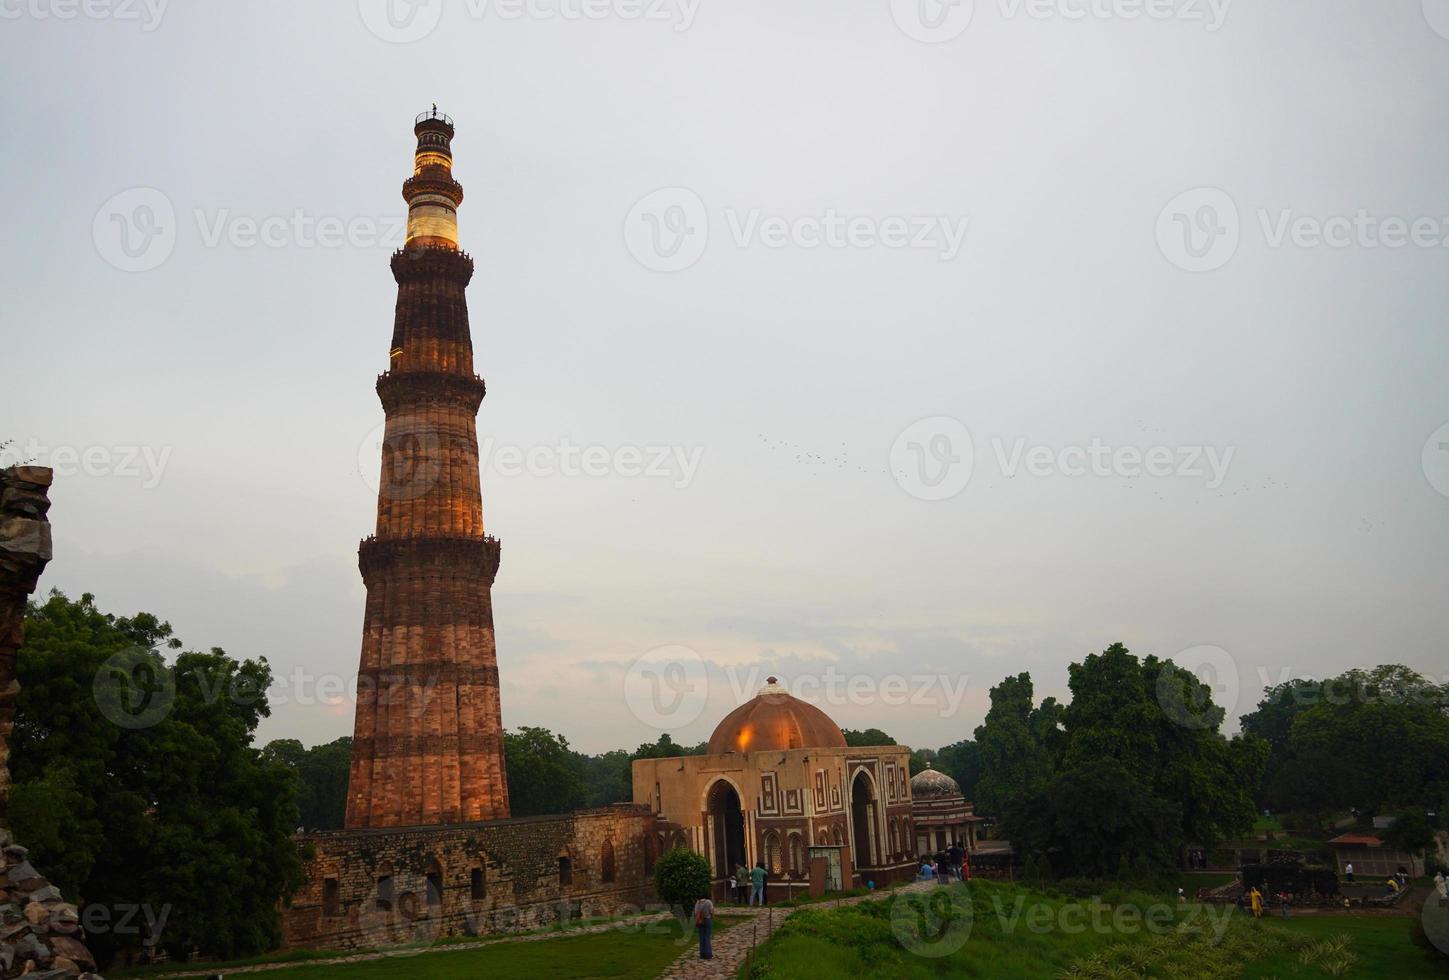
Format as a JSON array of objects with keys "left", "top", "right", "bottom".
[
  {"left": 734, "top": 864, "right": 750, "bottom": 905},
  {"left": 1249, "top": 886, "right": 1263, "bottom": 918},
  {"left": 692, "top": 894, "right": 715, "bottom": 960},
  {"left": 1278, "top": 891, "right": 1291, "bottom": 919},
  {"left": 949, "top": 841, "right": 965, "bottom": 881},
  {"left": 1344, "top": 861, "right": 1354, "bottom": 883},
  {"left": 751, "top": 861, "right": 767, "bottom": 905}
]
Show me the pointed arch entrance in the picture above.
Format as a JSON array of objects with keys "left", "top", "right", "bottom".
[
  {"left": 705, "top": 779, "right": 746, "bottom": 880},
  {"left": 850, "top": 770, "right": 879, "bottom": 874}
]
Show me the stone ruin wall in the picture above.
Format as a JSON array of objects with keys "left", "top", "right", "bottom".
[
  {"left": 281, "top": 804, "right": 657, "bottom": 951},
  {"left": 0, "top": 465, "right": 100, "bottom": 977}
]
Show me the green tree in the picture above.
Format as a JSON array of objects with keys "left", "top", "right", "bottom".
[
  {"left": 1279, "top": 666, "right": 1449, "bottom": 818},
  {"left": 261, "top": 736, "right": 353, "bottom": 830},
  {"left": 842, "top": 728, "right": 896, "bottom": 747},
  {"left": 1240, "top": 676, "right": 1322, "bottom": 809},
  {"left": 11, "top": 591, "right": 303, "bottom": 966},
  {"left": 631, "top": 733, "right": 708, "bottom": 759},
  {"left": 578, "top": 748, "right": 632, "bottom": 808},
  {"left": 973, "top": 673, "right": 1061, "bottom": 854},
  {"left": 503, "top": 727, "right": 587, "bottom": 816},
  {"left": 971, "top": 646, "right": 1261, "bottom": 878},
  {"left": 653, "top": 848, "right": 711, "bottom": 911},
  {"left": 934, "top": 740, "right": 982, "bottom": 800}
]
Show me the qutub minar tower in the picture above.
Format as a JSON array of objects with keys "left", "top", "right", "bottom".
[
  {"left": 281, "top": 112, "right": 913, "bottom": 951},
  {"left": 345, "top": 109, "right": 510, "bottom": 828}
]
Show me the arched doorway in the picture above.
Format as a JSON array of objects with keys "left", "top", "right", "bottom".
[
  {"left": 850, "top": 771, "right": 878, "bottom": 872},
  {"left": 706, "top": 780, "right": 745, "bottom": 880}
]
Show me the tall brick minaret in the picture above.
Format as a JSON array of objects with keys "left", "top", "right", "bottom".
[{"left": 345, "top": 110, "right": 510, "bottom": 829}]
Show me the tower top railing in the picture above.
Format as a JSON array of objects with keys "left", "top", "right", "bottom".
[{"left": 416, "top": 109, "right": 454, "bottom": 126}]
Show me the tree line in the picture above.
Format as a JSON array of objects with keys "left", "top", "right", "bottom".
[{"left": 11, "top": 591, "right": 1446, "bottom": 965}]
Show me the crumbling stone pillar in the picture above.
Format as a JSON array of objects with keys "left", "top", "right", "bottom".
[
  {"left": 0, "top": 465, "right": 101, "bottom": 978},
  {"left": 0, "top": 466, "right": 52, "bottom": 821}
]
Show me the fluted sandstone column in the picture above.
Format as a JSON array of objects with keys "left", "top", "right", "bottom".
[{"left": 345, "top": 111, "right": 510, "bottom": 829}]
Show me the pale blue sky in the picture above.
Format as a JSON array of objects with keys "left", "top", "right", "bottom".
[{"left": 4, "top": 0, "right": 1448, "bottom": 752}]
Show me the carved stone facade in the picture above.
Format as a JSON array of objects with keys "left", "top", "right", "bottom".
[
  {"left": 909, "top": 764, "right": 982, "bottom": 856},
  {"left": 0, "top": 466, "right": 101, "bottom": 977},
  {"left": 281, "top": 806, "right": 655, "bottom": 951},
  {"left": 633, "top": 679, "right": 918, "bottom": 899}
]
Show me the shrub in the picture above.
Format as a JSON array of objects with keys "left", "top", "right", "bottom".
[{"left": 654, "top": 848, "right": 712, "bottom": 911}]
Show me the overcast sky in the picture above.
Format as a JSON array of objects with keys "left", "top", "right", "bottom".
[{"left": 4, "top": 0, "right": 1449, "bottom": 754}]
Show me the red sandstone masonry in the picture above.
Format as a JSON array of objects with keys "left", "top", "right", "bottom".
[
  {"left": 345, "top": 116, "right": 510, "bottom": 830},
  {"left": 282, "top": 807, "right": 657, "bottom": 951}
]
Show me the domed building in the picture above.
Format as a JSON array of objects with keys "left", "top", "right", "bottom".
[
  {"left": 910, "top": 763, "right": 982, "bottom": 856},
  {"left": 632, "top": 678, "right": 918, "bottom": 900}
]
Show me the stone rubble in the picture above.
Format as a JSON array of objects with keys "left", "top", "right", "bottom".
[{"left": 0, "top": 467, "right": 103, "bottom": 978}]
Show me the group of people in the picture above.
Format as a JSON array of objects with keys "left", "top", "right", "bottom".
[
  {"left": 1239, "top": 886, "right": 1292, "bottom": 919},
  {"left": 733, "top": 862, "right": 769, "bottom": 906},
  {"left": 1185, "top": 849, "right": 1208, "bottom": 869},
  {"left": 918, "top": 840, "right": 970, "bottom": 884},
  {"left": 1384, "top": 868, "right": 1411, "bottom": 895}
]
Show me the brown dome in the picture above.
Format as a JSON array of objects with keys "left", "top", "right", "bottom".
[{"left": 706, "top": 677, "right": 847, "bottom": 755}]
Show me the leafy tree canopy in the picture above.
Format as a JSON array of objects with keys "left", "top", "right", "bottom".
[
  {"left": 971, "top": 644, "right": 1263, "bottom": 878},
  {"left": 842, "top": 728, "right": 896, "bottom": 747},
  {"left": 1242, "top": 665, "right": 1449, "bottom": 818},
  {"left": 11, "top": 591, "right": 303, "bottom": 967}
]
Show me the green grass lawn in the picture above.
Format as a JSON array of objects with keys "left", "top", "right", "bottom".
[
  {"left": 255, "top": 919, "right": 727, "bottom": 980},
  {"left": 1244, "top": 916, "right": 1449, "bottom": 979},
  {"left": 114, "top": 914, "right": 728, "bottom": 980},
  {"left": 1254, "top": 815, "right": 1285, "bottom": 834},
  {"left": 742, "top": 880, "right": 1449, "bottom": 979}
]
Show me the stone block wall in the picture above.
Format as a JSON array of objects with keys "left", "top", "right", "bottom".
[{"left": 281, "top": 805, "right": 656, "bottom": 951}]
